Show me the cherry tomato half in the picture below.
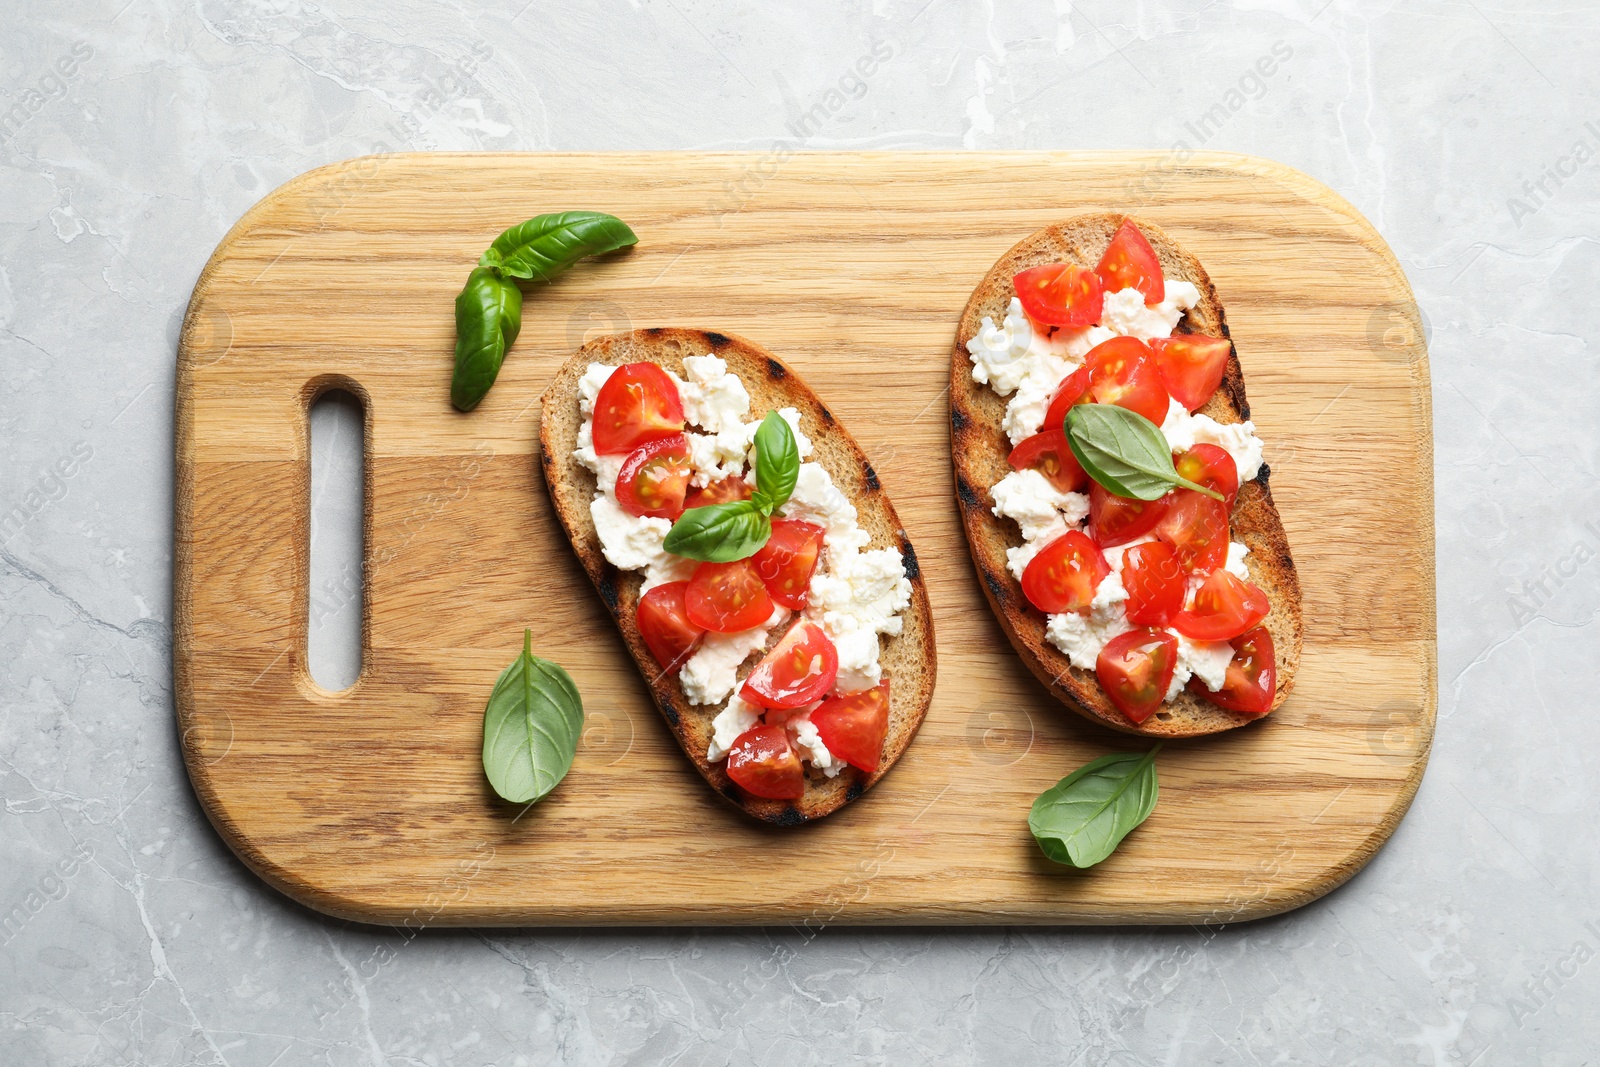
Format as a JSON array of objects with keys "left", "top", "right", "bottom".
[
  {"left": 1172, "top": 569, "right": 1270, "bottom": 642},
  {"left": 636, "top": 581, "right": 705, "bottom": 672},
  {"left": 614, "top": 435, "right": 692, "bottom": 519},
  {"left": 1174, "top": 444, "right": 1239, "bottom": 510},
  {"left": 1007, "top": 428, "right": 1088, "bottom": 493},
  {"left": 810, "top": 681, "right": 890, "bottom": 773},
  {"left": 1089, "top": 482, "right": 1170, "bottom": 548},
  {"left": 1013, "top": 263, "right": 1105, "bottom": 327},
  {"left": 1121, "top": 540, "right": 1186, "bottom": 627},
  {"left": 1079, "top": 336, "right": 1170, "bottom": 425},
  {"left": 1043, "top": 364, "right": 1094, "bottom": 436},
  {"left": 1187, "top": 625, "right": 1276, "bottom": 715},
  {"left": 591, "top": 362, "right": 685, "bottom": 455},
  {"left": 1151, "top": 334, "right": 1231, "bottom": 413},
  {"left": 685, "top": 559, "right": 774, "bottom": 634},
  {"left": 684, "top": 476, "right": 752, "bottom": 510},
  {"left": 741, "top": 620, "right": 839, "bottom": 709},
  {"left": 1095, "top": 218, "right": 1165, "bottom": 304},
  {"left": 751, "top": 520, "right": 825, "bottom": 610},
  {"left": 1153, "top": 489, "right": 1230, "bottom": 574},
  {"left": 1021, "top": 530, "right": 1109, "bottom": 615},
  {"left": 1096, "top": 627, "right": 1178, "bottom": 724},
  {"left": 725, "top": 723, "right": 805, "bottom": 799}
]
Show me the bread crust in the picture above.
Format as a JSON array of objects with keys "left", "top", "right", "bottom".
[
  {"left": 540, "top": 328, "right": 936, "bottom": 822},
  {"left": 949, "top": 214, "right": 1302, "bottom": 737}
]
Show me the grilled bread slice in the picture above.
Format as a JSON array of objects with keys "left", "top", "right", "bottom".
[
  {"left": 540, "top": 328, "right": 936, "bottom": 822},
  {"left": 950, "top": 214, "right": 1302, "bottom": 737}
]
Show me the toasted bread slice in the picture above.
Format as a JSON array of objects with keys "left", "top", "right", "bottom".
[
  {"left": 540, "top": 328, "right": 936, "bottom": 822},
  {"left": 950, "top": 214, "right": 1302, "bottom": 737}
]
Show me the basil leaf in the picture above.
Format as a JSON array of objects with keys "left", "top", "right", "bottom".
[
  {"left": 450, "top": 268, "right": 523, "bottom": 412},
  {"left": 664, "top": 500, "right": 771, "bottom": 562},
  {"left": 481, "top": 629, "right": 584, "bottom": 805},
  {"left": 1029, "top": 745, "right": 1161, "bottom": 868},
  {"left": 480, "top": 211, "right": 638, "bottom": 283},
  {"left": 753, "top": 411, "right": 799, "bottom": 512},
  {"left": 1065, "top": 404, "right": 1223, "bottom": 501}
]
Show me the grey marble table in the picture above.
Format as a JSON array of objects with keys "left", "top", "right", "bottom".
[{"left": 3, "top": 1, "right": 1596, "bottom": 1064}]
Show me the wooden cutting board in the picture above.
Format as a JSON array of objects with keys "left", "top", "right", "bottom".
[{"left": 174, "top": 152, "right": 1435, "bottom": 926}]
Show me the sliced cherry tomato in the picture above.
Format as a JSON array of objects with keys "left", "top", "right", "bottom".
[
  {"left": 1088, "top": 482, "right": 1170, "bottom": 547},
  {"left": 636, "top": 581, "right": 705, "bottom": 672},
  {"left": 1172, "top": 569, "right": 1270, "bottom": 642},
  {"left": 1188, "top": 625, "right": 1276, "bottom": 715},
  {"left": 1095, "top": 218, "right": 1165, "bottom": 304},
  {"left": 741, "top": 620, "right": 839, "bottom": 709},
  {"left": 614, "top": 435, "right": 692, "bottom": 519},
  {"left": 1096, "top": 627, "right": 1178, "bottom": 724},
  {"left": 1007, "top": 428, "right": 1088, "bottom": 493},
  {"left": 1043, "top": 364, "right": 1094, "bottom": 436},
  {"left": 725, "top": 723, "right": 805, "bottom": 799},
  {"left": 1174, "top": 443, "right": 1239, "bottom": 510},
  {"left": 751, "top": 520, "right": 825, "bottom": 610},
  {"left": 1150, "top": 334, "right": 1231, "bottom": 413},
  {"left": 1121, "top": 541, "right": 1186, "bottom": 627},
  {"left": 1153, "top": 489, "right": 1230, "bottom": 574},
  {"left": 810, "top": 681, "right": 890, "bottom": 773},
  {"left": 1020, "top": 530, "right": 1109, "bottom": 615},
  {"left": 591, "top": 362, "right": 685, "bottom": 455},
  {"left": 684, "top": 476, "right": 752, "bottom": 510},
  {"left": 1078, "top": 337, "right": 1169, "bottom": 425},
  {"left": 1013, "top": 263, "right": 1105, "bottom": 327},
  {"left": 685, "top": 559, "right": 774, "bottom": 634}
]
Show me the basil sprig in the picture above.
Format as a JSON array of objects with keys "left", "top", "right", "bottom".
[
  {"left": 664, "top": 411, "right": 799, "bottom": 562},
  {"left": 480, "top": 629, "right": 585, "bottom": 804},
  {"left": 1029, "top": 745, "right": 1161, "bottom": 868},
  {"left": 451, "top": 212, "right": 638, "bottom": 412},
  {"left": 1064, "top": 404, "right": 1223, "bottom": 502}
]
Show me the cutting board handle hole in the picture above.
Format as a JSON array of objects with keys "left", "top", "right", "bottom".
[{"left": 307, "top": 387, "right": 365, "bottom": 692}]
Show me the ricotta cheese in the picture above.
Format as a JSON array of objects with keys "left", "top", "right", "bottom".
[
  {"left": 789, "top": 711, "right": 847, "bottom": 778},
  {"left": 1160, "top": 397, "right": 1265, "bottom": 482},
  {"left": 706, "top": 693, "right": 763, "bottom": 762}
]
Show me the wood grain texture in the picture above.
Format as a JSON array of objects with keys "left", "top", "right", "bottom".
[{"left": 174, "top": 152, "right": 1436, "bottom": 926}]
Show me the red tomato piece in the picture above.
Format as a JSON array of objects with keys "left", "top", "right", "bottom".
[
  {"left": 1043, "top": 364, "right": 1094, "bottom": 436},
  {"left": 614, "top": 435, "right": 692, "bottom": 520},
  {"left": 1013, "top": 263, "right": 1105, "bottom": 327},
  {"left": 1020, "top": 530, "right": 1109, "bottom": 615},
  {"left": 1172, "top": 569, "right": 1270, "bottom": 642},
  {"left": 1007, "top": 428, "right": 1088, "bottom": 493},
  {"left": 1121, "top": 541, "right": 1186, "bottom": 627},
  {"left": 635, "top": 581, "right": 705, "bottom": 672},
  {"left": 1095, "top": 218, "right": 1165, "bottom": 304},
  {"left": 1174, "top": 444, "right": 1239, "bottom": 510},
  {"left": 810, "top": 681, "right": 890, "bottom": 773},
  {"left": 1153, "top": 489, "right": 1230, "bottom": 574},
  {"left": 751, "top": 520, "right": 825, "bottom": 610},
  {"left": 1096, "top": 627, "right": 1178, "bottom": 724},
  {"left": 683, "top": 476, "right": 752, "bottom": 510},
  {"left": 1188, "top": 625, "right": 1276, "bottom": 715},
  {"left": 741, "top": 620, "right": 839, "bottom": 709},
  {"left": 685, "top": 559, "right": 774, "bottom": 634},
  {"left": 1078, "top": 336, "right": 1169, "bottom": 425},
  {"left": 1088, "top": 482, "right": 1170, "bottom": 547},
  {"left": 725, "top": 723, "right": 805, "bottom": 799},
  {"left": 1150, "top": 334, "right": 1231, "bottom": 413},
  {"left": 591, "top": 362, "right": 685, "bottom": 455}
]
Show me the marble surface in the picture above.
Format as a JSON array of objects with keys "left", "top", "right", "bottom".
[{"left": 2, "top": 1, "right": 1597, "bottom": 1063}]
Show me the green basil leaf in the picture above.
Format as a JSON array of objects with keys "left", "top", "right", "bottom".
[
  {"left": 480, "top": 211, "right": 638, "bottom": 283},
  {"left": 1064, "top": 404, "right": 1223, "bottom": 501},
  {"left": 753, "top": 411, "right": 799, "bottom": 511},
  {"left": 664, "top": 499, "right": 771, "bottom": 562},
  {"left": 450, "top": 267, "right": 523, "bottom": 412},
  {"left": 1029, "top": 745, "right": 1161, "bottom": 868},
  {"left": 481, "top": 629, "right": 584, "bottom": 805},
  {"left": 751, "top": 487, "right": 774, "bottom": 516}
]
